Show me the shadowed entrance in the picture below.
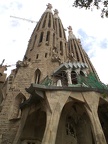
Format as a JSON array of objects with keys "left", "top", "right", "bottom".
[
  {"left": 21, "top": 109, "right": 46, "bottom": 144},
  {"left": 55, "top": 101, "right": 95, "bottom": 144}
]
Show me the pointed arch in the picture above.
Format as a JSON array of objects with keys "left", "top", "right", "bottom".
[
  {"left": 8, "top": 93, "right": 26, "bottom": 120},
  {"left": 34, "top": 69, "right": 41, "bottom": 84},
  {"left": 56, "top": 101, "right": 95, "bottom": 144}
]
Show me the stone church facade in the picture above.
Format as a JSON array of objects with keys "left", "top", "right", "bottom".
[{"left": 0, "top": 3, "right": 108, "bottom": 144}]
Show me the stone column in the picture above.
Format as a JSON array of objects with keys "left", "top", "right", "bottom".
[
  {"left": 85, "top": 105, "right": 107, "bottom": 144},
  {"left": 65, "top": 69, "right": 72, "bottom": 85},
  {"left": 42, "top": 103, "right": 61, "bottom": 144},
  {"left": 42, "top": 91, "right": 70, "bottom": 144},
  {"left": 83, "top": 92, "right": 107, "bottom": 144}
]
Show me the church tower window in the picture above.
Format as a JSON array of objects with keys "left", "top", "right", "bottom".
[
  {"left": 48, "top": 13, "right": 51, "bottom": 28},
  {"left": 39, "top": 32, "right": 44, "bottom": 43},
  {"left": 59, "top": 22, "right": 62, "bottom": 37},
  {"left": 60, "top": 41, "right": 63, "bottom": 55},
  {"left": 35, "top": 69, "right": 41, "bottom": 84},
  {"left": 45, "top": 53, "right": 48, "bottom": 58},
  {"left": 36, "top": 54, "right": 39, "bottom": 59},
  {"left": 46, "top": 31, "right": 50, "bottom": 45},
  {"left": 42, "top": 14, "right": 47, "bottom": 28}
]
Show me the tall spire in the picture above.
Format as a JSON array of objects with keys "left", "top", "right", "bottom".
[{"left": 67, "top": 25, "right": 99, "bottom": 79}]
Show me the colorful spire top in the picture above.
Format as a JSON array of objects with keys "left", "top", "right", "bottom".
[
  {"left": 67, "top": 26, "right": 76, "bottom": 40},
  {"left": 54, "top": 9, "right": 59, "bottom": 18},
  {"left": 45, "top": 3, "right": 52, "bottom": 12}
]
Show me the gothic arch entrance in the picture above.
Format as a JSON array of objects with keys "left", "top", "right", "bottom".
[
  {"left": 21, "top": 109, "right": 46, "bottom": 144},
  {"left": 55, "top": 101, "right": 95, "bottom": 144},
  {"left": 98, "top": 99, "right": 108, "bottom": 143}
]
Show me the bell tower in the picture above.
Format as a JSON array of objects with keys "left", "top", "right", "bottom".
[{"left": 22, "top": 3, "right": 67, "bottom": 81}]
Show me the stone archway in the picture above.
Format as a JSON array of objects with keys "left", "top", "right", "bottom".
[
  {"left": 55, "top": 101, "right": 95, "bottom": 144},
  {"left": 98, "top": 98, "right": 108, "bottom": 143},
  {"left": 8, "top": 93, "right": 26, "bottom": 120},
  {"left": 21, "top": 109, "right": 46, "bottom": 144}
]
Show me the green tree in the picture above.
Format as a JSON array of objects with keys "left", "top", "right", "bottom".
[{"left": 73, "top": 0, "right": 108, "bottom": 18}]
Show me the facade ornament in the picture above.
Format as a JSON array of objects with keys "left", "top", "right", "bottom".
[
  {"left": 45, "top": 3, "right": 52, "bottom": 13},
  {"left": 67, "top": 26, "right": 76, "bottom": 40},
  {"left": 65, "top": 69, "right": 72, "bottom": 85},
  {"left": 57, "top": 79, "right": 62, "bottom": 86},
  {"left": 46, "top": 3, "right": 52, "bottom": 10},
  {"left": 52, "top": 49, "right": 62, "bottom": 64},
  {"left": 16, "top": 60, "right": 29, "bottom": 68},
  {"left": 67, "top": 52, "right": 77, "bottom": 62},
  {"left": 54, "top": 9, "right": 59, "bottom": 18}
]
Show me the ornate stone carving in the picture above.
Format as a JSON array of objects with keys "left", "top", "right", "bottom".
[
  {"left": 65, "top": 69, "right": 72, "bottom": 85},
  {"left": 54, "top": 9, "right": 59, "bottom": 18},
  {"left": 51, "top": 49, "right": 62, "bottom": 64},
  {"left": 46, "top": 3, "right": 52, "bottom": 10},
  {"left": 16, "top": 60, "right": 29, "bottom": 68},
  {"left": 67, "top": 26, "right": 76, "bottom": 40}
]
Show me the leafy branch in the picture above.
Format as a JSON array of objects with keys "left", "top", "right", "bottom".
[{"left": 73, "top": 0, "right": 108, "bottom": 18}]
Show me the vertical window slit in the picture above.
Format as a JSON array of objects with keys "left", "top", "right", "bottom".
[
  {"left": 48, "top": 14, "right": 51, "bottom": 27},
  {"left": 39, "top": 32, "right": 44, "bottom": 43},
  {"left": 60, "top": 41, "right": 63, "bottom": 55},
  {"left": 42, "top": 14, "right": 47, "bottom": 28},
  {"left": 46, "top": 31, "right": 50, "bottom": 45},
  {"left": 45, "top": 53, "right": 48, "bottom": 58},
  {"left": 36, "top": 54, "right": 39, "bottom": 59},
  {"left": 35, "top": 69, "right": 41, "bottom": 84},
  {"left": 53, "top": 33, "right": 55, "bottom": 47},
  {"left": 59, "top": 22, "right": 62, "bottom": 37}
]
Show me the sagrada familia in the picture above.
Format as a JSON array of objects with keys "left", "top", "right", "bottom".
[{"left": 0, "top": 3, "right": 108, "bottom": 144}]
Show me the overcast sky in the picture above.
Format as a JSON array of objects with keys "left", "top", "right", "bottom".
[{"left": 0, "top": 0, "right": 108, "bottom": 84}]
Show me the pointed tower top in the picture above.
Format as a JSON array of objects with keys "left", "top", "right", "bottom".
[
  {"left": 67, "top": 26, "right": 76, "bottom": 40},
  {"left": 54, "top": 9, "right": 59, "bottom": 18},
  {"left": 45, "top": 3, "right": 52, "bottom": 13}
]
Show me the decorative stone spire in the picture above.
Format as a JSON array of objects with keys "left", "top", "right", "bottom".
[
  {"left": 68, "top": 26, "right": 76, "bottom": 40},
  {"left": 54, "top": 9, "right": 59, "bottom": 18},
  {"left": 45, "top": 3, "right": 52, "bottom": 13}
]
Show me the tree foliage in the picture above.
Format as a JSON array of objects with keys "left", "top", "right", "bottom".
[{"left": 73, "top": 0, "right": 108, "bottom": 18}]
